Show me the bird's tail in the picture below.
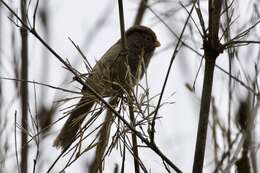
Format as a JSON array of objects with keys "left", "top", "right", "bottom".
[
  {"left": 53, "top": 96, "right": 94, "bottom": 150},
  {"left": 88, "top": 97, "right": 118, "bottom": 173}
]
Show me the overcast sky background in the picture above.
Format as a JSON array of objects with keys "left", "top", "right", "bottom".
[{"left": 1, "top": 0, "right": 260, "bottom": 173}]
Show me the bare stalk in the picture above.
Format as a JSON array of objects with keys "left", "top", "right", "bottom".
[
  {"left": 192, "top": 57, "right": 216, "bottom": 173},
  {"left": 118, "top": 0, "right": 127, "bottom": 50},
  {"left": 151, "top": 3, "right": 195, "bottom": 143},
  {"left": 14, "top": 112, "right": 21, "bottom": 173},
  {"left": 118, "top": 0, "right": 140, "bottom": 171},
  {"left": 20, "top": 1, "right": 29, "bottom": 173},
  {"left": 192, "top": 0, "right": 223, "bottom": 172},
  {"left": 133, "top": 0, "right": 147, "bottom": 25},
  {"left": 223, "top": 0, "right": 235, "bottom": 162},
  {"left": 0, "top": 1, "right": 2, "bottom": 112},
  {"left": 128, "top": 95, "right": 140, "bottom": 173}
]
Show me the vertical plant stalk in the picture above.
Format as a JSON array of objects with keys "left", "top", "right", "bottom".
[
  {"left": 20, "top": 1, "right": 29, "bottom": 173},
  {"left": 118, "top": 0, "right": 127, "bottom": 51},
  {"left": 14, "top": 112, "right": 21, "bottom": 173},
  {"left": 223, "top": 1, "right": 234, "bottom": 159},
  {"left": 0, "top": 3, "right": 2, "bottom": 110},
  {"left": 192, "top": 0, "right": 223, "bottom": 172},
  {"left": 121, "top": 134, "right": 126, "bottom": 173},
  {"left": 133, "top": 0, "right": 147, "bottom": 25},
  {"left": 39, "top": 1, "right": 50, "bottom": 105},
  {"left": 128, "top": 95, "right": 140, "bottom": 173},
  {"left": 211, "top": 98, "right": 219, "bottom": 167},
  {"left": 192, "top": 57, "right": 216, "bottom": 173},
  {"left": 0, "top": 4, "right": 3, "bottom": 169},
  {"left": 118, "top": 0, "right": 140, "bottom": 172},
  {"left": 151, "top": 3, "right": 195, "bottom": 143},
  {"left": 250, "top": 76, "right": 259, "bottom": 173}
]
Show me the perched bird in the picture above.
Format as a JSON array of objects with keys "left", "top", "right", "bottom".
[{"left": 53, "top": 25, "right": 160, "bottom": 150}]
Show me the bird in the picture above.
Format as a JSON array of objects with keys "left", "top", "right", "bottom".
[{"left": 53, "top": 25, "right": 160, "bottom": 150}]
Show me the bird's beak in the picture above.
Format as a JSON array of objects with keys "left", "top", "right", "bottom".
[{"left": 154, "top": 39, "right": 161, "bottom": 47}]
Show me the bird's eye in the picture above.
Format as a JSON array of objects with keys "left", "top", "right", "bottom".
[{"left": 145, "top": 36, "right": 151, "bottom": 41}]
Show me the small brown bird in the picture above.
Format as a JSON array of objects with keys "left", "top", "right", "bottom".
[{"left": 53, "top": 25, "right": 160, "bottom": 150}]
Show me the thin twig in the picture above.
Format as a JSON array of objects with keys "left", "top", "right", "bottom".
[
  {"left": 128, "top": 95, "right": 140, "bottom": 173},
  {"left": 180, "top": 2, "right": 203, "bottom": 38},
  {"left": 32, "top": 0, "right": 39, "bottom": 29},
  {"left": 121, "top": 135, "right": 126, "bottom": 173},
  {"left": 223, "top": 0, "right": 234, "bottom": 163},
  {"left": 151, "top": 2, "right": 195, "bottom": 143},
  {"left": 118, "top": 0, "right": 127, "bottom": 51},
  {"left": 223, "top": 40, "right": 260, "bottom": 48},
  {"left": 68, "top": 37, "right": 92, "bottom": 72},
  {"left": 134, "top": 0, "right": 148, "bottom": 25},
  {"left": 14, "top": 111, "right": 21, "bottom": 173},
  {"left": 32, "top": 83, "right": 40, "bottom": 173},
  {"left": 0, "top": 77, "right": 81, "bottom": 94},
  {"left": 118, "top": 1, "right": 140, "bottom": 172},
  {"left": 192, "top": 56, "right": 204, "bottom": 90}
]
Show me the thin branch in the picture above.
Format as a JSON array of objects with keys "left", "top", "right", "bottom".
[
  {"left": 192, "top": 0, "right": 207, "bottom": 36},
  {"left": 121, "top": 135, "right": 126, "bottom": 173},
  {"left": 0, "top": 77, "right": 81, "bottom": 94},
  {"left": 215, "top": 65, "right": 258, "bottom": 96},
  {"left": 118, "top": 0, "right": 127, "bottom": 50},
  {"left": 192, "top": 56, "right": 204, "bottom": 91},
  {"left": 128, "top": 95, "right": 140, "bottom": 173},
  {"left": 223, "top": 40, "right": 260, "bottom": 49},
  {"left": 32, "top": 0, "right": 39, "bottom": 29},
  {"left": 118, "top": 1, "right": 140, "bottom": 172},
  {"left": 133, "top": 0, "right": 148, "bottom": 25},
  {"left": 151, "top": 2, "right": 195, "bottom": 143},
  {"left": 14, "top": 111, "right": 21, "bottom": 173},
  {"left": 223, "top": 0, "right": 235, "bottom": 163},
  {"left": 68, "top": 37, "right": 92, "bottom": 72},
  {"left": 180, "top": 2, "right": 203, "bottom": 38},
  {"left": 32, "top": 83, "right": 40, "bottom": 173},
  {"left": 223, "top": 20, "right": 260, "bottom": 48}
]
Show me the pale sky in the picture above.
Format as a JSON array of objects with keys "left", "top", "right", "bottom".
[{"left": 1, "top": 0, "right": 260, "bottom": 173}]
